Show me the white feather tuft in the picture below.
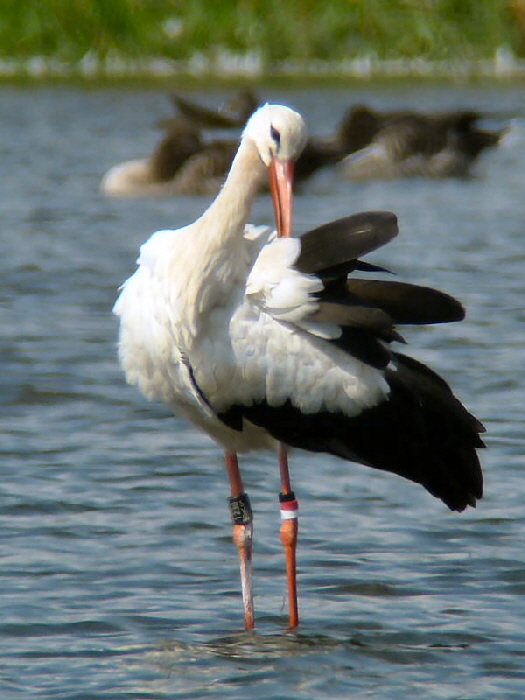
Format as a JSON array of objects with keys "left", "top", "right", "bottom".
[{"left": 246, "top": 238, "right": 321, "bottom": 318}]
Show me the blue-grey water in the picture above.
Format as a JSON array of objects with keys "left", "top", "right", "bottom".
[{"left": 1, "top": 82, "right": 525, "bottom": 699}]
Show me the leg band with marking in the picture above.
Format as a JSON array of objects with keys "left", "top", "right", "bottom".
[
  {"left": 228, "top": 493, "right": 253, "bottom": 525},
  {"left": 279, "top": 491, "right": 299, "bottom": 520}
]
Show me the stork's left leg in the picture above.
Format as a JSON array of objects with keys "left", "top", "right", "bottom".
[
  {"left": 278, "top": 443, "right": 299, "bottom": 628},
  {"left": 224, "top": 451, "right": 254, "bottom": 629}
]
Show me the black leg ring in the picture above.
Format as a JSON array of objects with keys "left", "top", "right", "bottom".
[{"left": 228, "top": 494, "right": 253, "bottom": 525}]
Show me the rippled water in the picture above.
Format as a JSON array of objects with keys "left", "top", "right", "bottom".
[{"left": 2, "top": 82, "right": 525, "bottom": 699}]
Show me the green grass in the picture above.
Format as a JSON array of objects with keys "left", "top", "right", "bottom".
[{"left": 0, "top": 0, "right": 523, "bottom": 75}]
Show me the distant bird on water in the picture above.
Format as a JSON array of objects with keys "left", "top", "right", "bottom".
[
  {"left": 100, "top": 116, "right": 204, "bottom": 196},
  {"left": 101, "top": 90, "right": 259, "bottom": 197},
  {"left": 168, "top": 89, "right": 342, "bottom": 185},
  {"left": 337, "top": 105, "right": 507, "bottom": 180},
  {"left": 102, "top": 90, "right": 341, "bottom": 197},
  {"left": 113, "top": 103, "right": 484, "bottom": 629}
]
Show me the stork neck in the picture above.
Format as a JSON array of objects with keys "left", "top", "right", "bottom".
[
  {"left": 199, "top": 137, "right": 266, "bottom": 239},
  {"left": 174, "top": 137, "right": 267, "bottom": 337}
]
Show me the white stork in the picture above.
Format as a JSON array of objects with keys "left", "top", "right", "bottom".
[{"left": 113, "top": 103, "right": 484, "bottom": 630}]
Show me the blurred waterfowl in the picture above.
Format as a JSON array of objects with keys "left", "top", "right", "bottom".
[
  {"left": 102, "top": 89, "right": 340, "bottom": 197},
  {"left": 162, "top": 89, "right": 342, "bottom": 189},
  {"left": 169, "top": 88, "right": 260, "bottom": 129},
  {"left": 334, "top": 104, "right": 418, "bottom": 154},
  {"left": 102, "top": 97, "right": 505, "bottom": 197},
  {"left": 102, "top": 90, "right": 257, "bottom": 197},
  {"left": 337, "top": 106, "right": 507, "bottom": 180},
  {"left": 165, "top": 139, "right": 239, "bottom": 195},
  {"left": 101, "top": 116, "right": 205, "bottom": 197},
  {"left": 292, "top": 136, "right": 342, "bottom": 183},
  {"left": 102, "top": 90, "right": 259, "bottom": 197},
  {"left": 101, "top": 136, "right": 239, "bottom": 198},
  {"left": 166, "top": 132, "right": 342, "bottom": 195},
  {"left": 164, "top": 135, "right": 341, "bottom": 195}
]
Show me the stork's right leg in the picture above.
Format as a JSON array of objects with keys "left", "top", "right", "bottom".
[
  {"left": 278, "top": 443, "right": 299, "bottom": 629},
  {"left": 224, "top": 451, "right": 254, "bottom": 629}
]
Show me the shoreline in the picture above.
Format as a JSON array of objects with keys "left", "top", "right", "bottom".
[{"left": 2, "top": 49, "right": 525, "bottom": 84}]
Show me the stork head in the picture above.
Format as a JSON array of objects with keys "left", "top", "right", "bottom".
[
  {"left": 243, "top": 103, "right": 307, "bottom": 166},
  {"left": 243, "top": 104, "right": 307, "bottom": 238}
]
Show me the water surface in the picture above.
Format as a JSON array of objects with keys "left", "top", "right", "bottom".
[{"left": 1, "top": 82, "right": 525, "bottom": 699}]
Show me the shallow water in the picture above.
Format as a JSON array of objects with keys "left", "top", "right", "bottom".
[{"left": 1, "top": 82, "right": 525, "bottom": 699}]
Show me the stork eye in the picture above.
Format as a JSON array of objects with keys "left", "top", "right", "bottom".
[{"left": 270, "top": 125, "right": 281, "bottom": 147}]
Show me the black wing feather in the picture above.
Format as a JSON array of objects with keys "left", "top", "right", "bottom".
[
  {"left": 293, "top": 212, "right": 466, "bottom": 367},
  {"left": 296, "top": 211, "right": 399, "bottom": 277},
  {"left": 345, "top": 279, "right": 465, "bottom": 325}
]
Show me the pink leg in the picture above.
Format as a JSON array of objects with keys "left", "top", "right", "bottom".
[
  {"left": 278, "top": 443, "right": 299, "bottom": 628},
  {"left": 224, "top": 451, "right": 254, "bottom": 629}
]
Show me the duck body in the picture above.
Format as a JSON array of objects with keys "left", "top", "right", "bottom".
[{"left": 338, "top": 106, "right": 506, "bottom": 180}]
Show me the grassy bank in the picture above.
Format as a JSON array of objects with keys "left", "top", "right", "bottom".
[{"left": 1, "top": 1, "right": 524, "bottom": 78}]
